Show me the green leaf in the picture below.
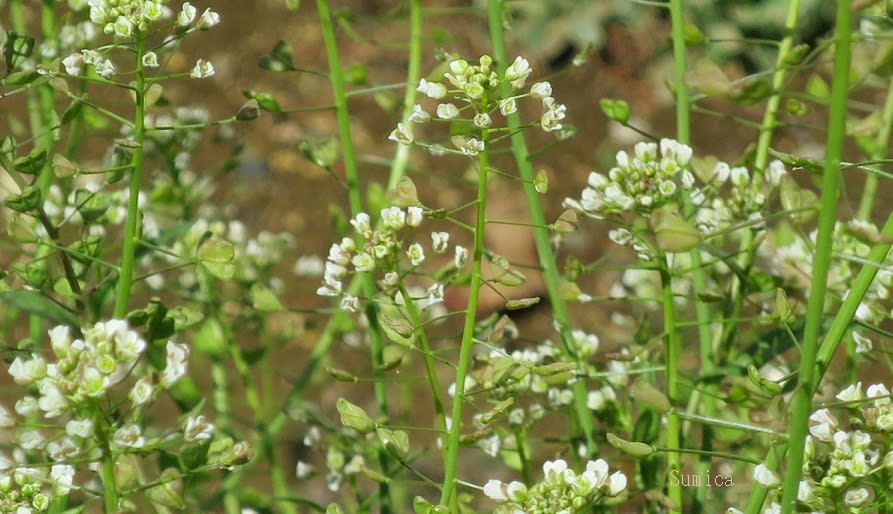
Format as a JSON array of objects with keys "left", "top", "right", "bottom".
[
  {"left": 258, "top": 40, "right": 297, "bottom": 72},
  {"left": 285, "top": 0, "right": 300, "bottom": 9},
  {"left": 599, "top": 98, "right": 630, "bottom": 124},
  {"left": 0, "top": 290, "right": 78, "bottom": 326},
  {"left": 4, "top": 70, "right": 40, "bottom": 86},
  {"left": 196, "top": 236, "right": 235, "bottom": 280},
  {"left": 250, "top": 283, "right": 285, "bottom": 312}
]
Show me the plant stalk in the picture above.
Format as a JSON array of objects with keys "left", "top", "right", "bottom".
[{"left": 778, "top": 1, "right": 849, "bottom": 511}]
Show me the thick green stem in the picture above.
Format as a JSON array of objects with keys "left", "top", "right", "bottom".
[
  {"left": 317, "top": 1, "right": 392, "bottom": 511},
  {"left": 440, "top": 127, "right": 489, "bottom": 509},
  {"left": 778, "top": 2, "right": 849, "bottom": 512},
  {"left": 667, "top": 2, "right": 715, "bottom": 512},
  {"left": 486, "top": 0, "right": 596, "bottom": 455},
  {"left": 658, "top": 253, "right": 683, "bottom": 514},
  {"left": 113, "top": 36, "right": 147, "bottom": 319}
]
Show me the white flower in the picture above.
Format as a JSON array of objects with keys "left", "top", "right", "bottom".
[
  {"left": 473, "top": 112, "right": 492, "bottom": 128},
  {"left": 66, "top": 418, "right": 94, "bottom": 438},
  {"left": 351, "top": 252, "right": 375, "bottom": 272},
  {"left": 844, "top": 487, "right": 869, "bottom": 507},
  {"left": 177, "top": 2, "right": 198, "bottom": 26},
  {"left": 142, "top": 51, "right": 159, "bottom": 68},
  {"left": 350, "top": 212, "right": 372, "bottom": 237},
  {"left": 607, "top": 470, "right": 627, "bottom": 495},
  {"left": 867, "top": 383, "right": 891, "bottom": 404},
  {"left": 808, "top": 408, "right": 837, "bottom": 441},
  {"left": 436, "top": 103, "right": 459, "bottom": 119},
  {"left": 113, "top": 16, "right": 133, "bottom": 38},
  {"left": 406, "top": 206, "right": 424, "bottom": 227},
  {"left": 793, "top": 481, "right": 814, "bottom": 505},
  {"left": 409, "top": 104, "right": 430, "bottom": 123},
  {"left": 540, "top": 97, "right": 567, "bottom": 132},
  {"left": 431, "top": 232, "right": 449, "bottom": 253},
  {"left": 529, "top": 81, "right": 552, "bottom": 99},
  {"left": 183, "top": 415, "right": 215, "bottom": 442},
  {"left": 499, "top": 97, "right": 517, "bottom": 116},
  {"left": 417, "top": 78, "right": 447, "bottom": 99},
  {"left": 160, "top": 341, "right": 189, "bottom": 388},
  {"left": 340, "top": 295, "right": 359, "bottom": 313},
  {"left": 95, "top": 58, "right": 116, "bottom": 78},
  {"left": 9, "top": 356, "right": 46, "bottom": 385},
  {"left": 191, "top": 59, "right": 215, "bottom": 79},
  {"left": 454, "top": 245, "right": 468, "bottom": 268},
  {"left": 766, "top": 160, "right": 787, "bottom": 186},
  {"left": 112, "top": 424, "right": 145, "bottom": 449},
  {"left": 753, "top": 463, "right": 780, "bottom": 488},
  {"left": 836, "top": 382, "right": 862, "bottom": 403},
  {"left": 388, "top": 123, "right": 413, "bottom": 145},
  {"left": 381, "top": 206, "right": 406, "bottom": 231},
  {"left": 15, "top": 397, "right": 38, "bottom": 416},
  {"left": 505, "top": 56, "right": 532, "bottom": 88},
  {"left": 19, "top": 430, "right": 45, "bottom": 450},
  {"left": 316, "top": 276, "right": 342, "bottom": 297},
  {"left": 407, "top": 243, "right": 425, "bottom": 266},
  {"left": 51, "top": 464, "right": 75, "bottom": 495},
  {"left": 62, "top": 53, "right": 83, "bottom": 75},
  {"left": 730, "top": 166, "right": 749, "bottom": 187},
  {"left": 452, "top": 136, "right": 484, "bottom": 156},
  {"left": 129, "top": 377, "right": 154, "bottom": 405},
  {"left": 47, "top": 437, "right": 79, "bottom": 461},
  {"left": 483, "top": 479, "right": 508, "bottom": 502},
  {"left": 37, "top": 382, "right": 67, "bottom": 417},
  {"left": 196, "top": 8, "right": 220, "bottom": 29},
  {"left": 853, "top": 331, "right": 872, "bottom": 353},
  {"left": 0, "top": 404, "right": 14, "bottom": 428},
  {"left": 296, "top": 461, "right": 314, "bottom": 479}
]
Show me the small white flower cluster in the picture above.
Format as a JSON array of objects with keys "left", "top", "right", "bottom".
[
  {"left": 317, "top": 208, "right": 458, "bottom": 313},
  {"left": 0, "top": 320, "right": 196, "bottom": 511},
  {"left": 484, "top": 458, "right": 627, "bottom": 513},
  {"left": 323, "top": 446, "right": 365, "bottom": 492},
  {"left": 779, "top": 382, "right": 893, "bottom": 511},
  {"left": 389, "top": 55, "right": 568, "bottom": 155},
  {"left": 564, "top": 139, "right": 693, "bottom": 216}
]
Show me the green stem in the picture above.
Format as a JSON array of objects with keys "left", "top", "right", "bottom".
[
  {"left": 857, "top": 77, "right": 893, "bottom": 220},
  {"left": 666, "top": 2, "right": 714, "bottom": 511},
  {"left": 113, "top": 35, "right": 147, "bottom": 319},
  {"left": 440, "top": 125, "right": 489, "bottom": 509},
  {"left": 778, "top": 1, "right": 849, "bottom": 512},
  {"left": 658, "top": 252, "right": 683, "bottom": 514},
  {"left": 398, "top": 284, "right": 447, "bottom": 432},
  {"left": 486, "top": 0, "right": 596, "bottom": 456},
  {"left": 387, "top": 0, "right": 422, "bottom": 190},
  {"left": 95, "top": 410, "right": 119, "bottom": 513},
  {"left": 317, "top": 1, "right": 392, "bottom": 511}
]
